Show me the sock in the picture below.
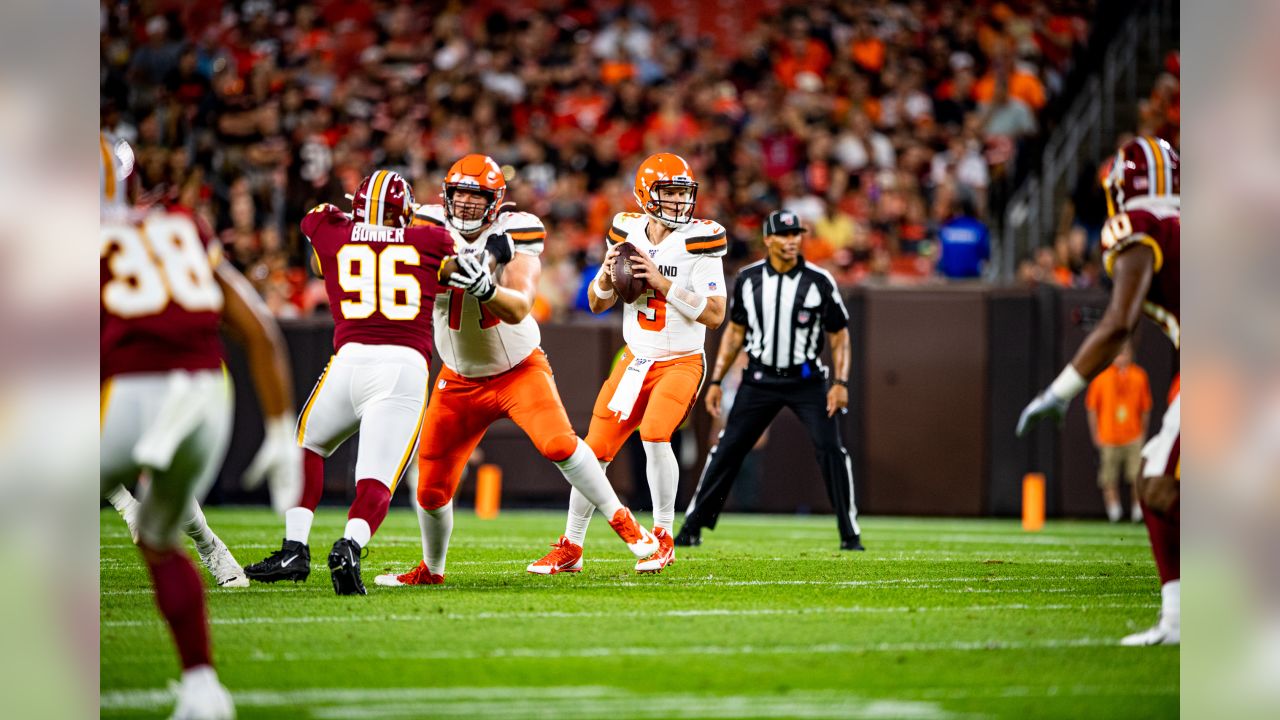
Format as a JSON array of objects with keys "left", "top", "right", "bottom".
[
  {"left": 106, "top": 485, "right": 137, "bottom": 513},
  {"left": 565, "top": 487, "right": 596, "bottom": 547},
  {"left": 423, "top": 502, "right": 453, "bottom": 574},
  {"left": 141, "top": 545, "right": 211, "bottom": 670},
  {"left": 345, "top": 479, "right": 391, "bottom": 547},
  {"left": 1131, "top": 503, "right": 1144, "bottom": 523},
  {"left": 285, "top": 507, "right": 314, "bottom": 545},
  {"left": 642, "top": 440, "right": 679, "bottom": 532},
  {"left": 1161, "top": 579, "right": 1181, "bottom": 624},
  {"left": 181, "top": 502, "right": 219, "bottom": 556},
  {"left": 1106, "top": 503, "right": 1122, "bottom": 523},
  {"left": 1140, "top": 496, "right": 1180, "bottom": 585},
  {"left": 301, "top": 449, "right": 325, "bottom": 511},
  {"left": 555, "top": 439, "right": 623, "bottom": 517}
]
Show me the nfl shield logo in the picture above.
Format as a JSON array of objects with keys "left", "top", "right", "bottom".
[
  {"left": 708, "top": 281, "right": 717, "bottom": 291},
  {"left": 797, "top": 309, "right": 812, "bottom": 324},
  {"left": 648, "top": 249, "right": 658, "bottom": 258}
]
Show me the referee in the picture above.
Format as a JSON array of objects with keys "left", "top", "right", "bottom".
[{"left": 675, "top": 211, "right": 864, "bottom": 551}]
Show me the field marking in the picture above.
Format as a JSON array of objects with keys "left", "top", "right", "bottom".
[
  {"left": 101, "top": 600, "right": 1155, "bottom": 629},
  {"left": 102, "top": 686, "right": 959, "bottom": 719}
]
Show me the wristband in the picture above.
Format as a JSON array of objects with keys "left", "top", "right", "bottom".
[
  {"left": 709, "top": 379, "right": 722, "bottom": 386},
  {"left": 1048, "top": 364, "right": 1087, "bottom": 402},
  {"left": 594, "top": 276, "right": 615, "bottom": 300},
  {"left": 832, "top": 379, "right": 848, "bottom": 387}
]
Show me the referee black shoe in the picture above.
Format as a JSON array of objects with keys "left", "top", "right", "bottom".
[
  {"left": 327, "top": 538, "right": 367, "bottom": 595},
  {"left": 674, "top": 526, "right": 701, "bottom": 547},
  {"left": 243, "top": 539, "right": 310, "bottom": 583},
  {"left": 840, "top": 535, "right": 866, "bottom": 551}
]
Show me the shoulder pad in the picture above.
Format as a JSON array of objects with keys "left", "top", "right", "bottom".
[
  {"left": 607, "top": 212, "right": 645, "bottom": 245},
  {"left": 411, "top": 203, "right": 446, "bottom": 228},
  {"left": 499, "top": 211, "right": 546, "bottom": 246},
  {"left": 684, "top": 221, "right": 728, "bottom": 256}
]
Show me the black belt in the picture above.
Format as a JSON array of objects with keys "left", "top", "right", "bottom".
[{"left": 745, "top": 359, "right": 823, "bottom": 381}]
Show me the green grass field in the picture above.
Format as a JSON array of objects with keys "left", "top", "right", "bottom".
[{"left": 101, "top": 508, "right": 1177, "bottom": 719}]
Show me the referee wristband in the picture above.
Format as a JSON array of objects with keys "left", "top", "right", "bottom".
[
  {"left": 832, "top": 379, "right": 848, "bottom": 387},
  {"left": 709, "top": 379, "right": 722, "bottom": 386}
]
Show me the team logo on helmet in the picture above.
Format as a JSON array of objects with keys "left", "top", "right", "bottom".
[{"left": 634, "top": 152, "right": 698, "bottom": 229}]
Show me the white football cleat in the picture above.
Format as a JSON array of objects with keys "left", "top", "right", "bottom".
[
  {"left": 121, "top": 502, "right": 141, "bottom": 544},
  {"left": 526, "top": 536, "right": 584, "bottom": 575},
  {"left": 170, "top": 666, "right": 235, "bottom": 720},
  {"left": 635, "top": 527, "right": 675, "bottom": 573},
  {"left": 1120, "top": 613, "right": 1180, "bottom": 646},
  {"left": 198, "top": 539, "right": 249, "bottom": 589}
]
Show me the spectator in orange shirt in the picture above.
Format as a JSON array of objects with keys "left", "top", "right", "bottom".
[{"left": 1085, "top": 344, "right": 1152, "bottom": 522}]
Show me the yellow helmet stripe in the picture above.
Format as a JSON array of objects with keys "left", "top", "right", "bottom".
[
  {"left": 100, "top": 133, "right": 116, "bottom": 203},
  {"left": 367, "top": 170, "right": 389, "bottom": 224},
  {"left": 1144, "top": 137, "right": 1165, "bottom": 196}
]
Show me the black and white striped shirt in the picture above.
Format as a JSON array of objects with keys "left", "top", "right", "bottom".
[{"left": 730, "top": 257, "right": 850, "bottom": 375}]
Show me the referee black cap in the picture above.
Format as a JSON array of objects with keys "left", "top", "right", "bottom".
[{"left": 763, "top": 210, "right": 807, "bottom": 236}]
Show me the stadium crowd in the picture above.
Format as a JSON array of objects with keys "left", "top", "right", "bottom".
[{"left": 101, "top": 0, "right": 1097, "bottom": 319}]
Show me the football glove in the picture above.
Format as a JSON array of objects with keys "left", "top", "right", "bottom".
[
  {"left": 446, "top": 251, "right": 497, "bottom": 302},
  {"left": 1015, "top": 389, "right": 1069, "bottom": 438},
  {"left": 243, "top": 414, "right": 303, "bottom": 515}
]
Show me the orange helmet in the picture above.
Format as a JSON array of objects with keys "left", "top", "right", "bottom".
[
  {"left": 633, "top": 152, "right": 698, "bottom": 228},
  {"left": 443, "top": 154, "right": 507, "bottom": 233}
]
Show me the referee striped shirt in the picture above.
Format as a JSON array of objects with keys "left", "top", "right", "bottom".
[{"left": 730, "top": 257, "right": 850, "bottom": 373}]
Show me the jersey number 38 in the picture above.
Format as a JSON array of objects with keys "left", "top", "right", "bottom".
[{"left": 101, "top": 214, "right": 223, "bottom": 318}]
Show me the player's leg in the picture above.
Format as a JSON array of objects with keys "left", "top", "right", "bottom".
[
  {"left": 246, "top": 357, "right": 356, "bottom": 583},
  {"left": 1098, "top": 445, "right": 1123, "bottom": 522},
  {"left": 1122, "top": 394, "right": 1180, "bottom": 646},
  {"left": 567, "top": 356, "right": 645, "bottom": 548},
  {"left": 182, "top": 499, "right": 248, "bottom": 588},
  {"left": 104, "top": 483, "right": 142, "bottom": 542},
  {"left": 377, "top": 371, "right": 493, "bottom": 587},
  {"left": 1123, "top": 440, "right": 1145, "bottom": 522},
  {"left": 789, "top": 382, "right": 863, "bottom": 550},
  {"left": 679, "top": 381, "right": 782, "bottom": 545},
  {"left": 504, "top": 352, "right": 656, "bottom": 573},
  {"left": 635, "top": 355, "right": 706, "bottom": 572},
  {"left": 130, "top": 370, "right": 236, "bottom": 719}
]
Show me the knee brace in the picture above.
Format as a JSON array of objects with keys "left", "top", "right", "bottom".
[
  {"left": 541, "top": 432, "right": 579, "bottom": 463},
  {"left": 417, "top": 478, "right": 453, "bottom": 512}
]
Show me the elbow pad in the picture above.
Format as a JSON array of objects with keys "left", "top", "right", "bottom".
[{"left": 667, "top": 285, "right": 707, "bottom": 320}]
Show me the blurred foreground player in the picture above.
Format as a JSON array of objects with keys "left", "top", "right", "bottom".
[
  {"left": 1017, "top": 137, "right": 1180, "bottom": 645},
  {"left": 100, "top": 133, "right": 301, "bottom": 719},
  {"left": 528, "top": 152, "right": 726, "bottom": 575},
  {"left": 374, "top": 155, "right": 657, "bottom": 587},
  {"left": 245, "top": 171, "right": 452, "bottom": 595}
]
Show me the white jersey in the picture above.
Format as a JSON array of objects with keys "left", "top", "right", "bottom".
[
  {"left": 608, "top": 212, "right": 727, "bottom": 361},
  {"left": 413, "top": 204, "right": 545, "bottom": 377}
]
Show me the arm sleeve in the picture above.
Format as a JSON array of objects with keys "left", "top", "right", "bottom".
[
  {"left": 821, "top": 278, "right": 851, "bottom": 332},
  {"left": 688, "top": 256, "right": 727, "bottom": 298},
  {"left": 729, "top": 273, "right": 748, "bottom": 325}
]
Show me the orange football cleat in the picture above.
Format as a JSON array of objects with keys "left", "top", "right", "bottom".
[
  {"left": 635, "top": 527, "right": 675, "bottom": 573},
  {"left": 608, "top": 507, "right": 660, "bottom": 559},
  {"left": 373, "top": 560, "right": 444, "bottom": 587},
  {"left": 526, "top": 536, "right": 583, "bottom": 575}
]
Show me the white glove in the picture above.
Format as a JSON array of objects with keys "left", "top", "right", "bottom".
[
  {"left": 243, "top": 414, "right": 303, "bottom": 515},
  {"left": 446, "top": 251, "right": 497, "bottom": 302},
  {"left": 1015, "top": 390, "right": 1069, "bottom": 437}
]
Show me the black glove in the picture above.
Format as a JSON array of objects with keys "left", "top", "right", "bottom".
[{"left": 484, "top": 232, "right": 515, "bottom": 265}]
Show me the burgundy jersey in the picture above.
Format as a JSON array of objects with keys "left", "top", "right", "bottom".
[
  {"left": 101, "top": 209, "right": 225, "bottom": 380},
  {"left": 1102, "top": 202, "right": 1180, "bottom": 348},
  {"left": 302, "top": 205, "right": 453, "bottom": 361}
]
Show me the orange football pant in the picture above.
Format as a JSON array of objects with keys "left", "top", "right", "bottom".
[
  {"left": 417, "top": 349, "right": 579, "bottom": 510},
  {"left": 585, "top": 347, "right": 705, "bottom": 462}
]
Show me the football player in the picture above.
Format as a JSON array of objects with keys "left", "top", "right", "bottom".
[
  {"left": 244, "top": 170, "right": 461, "bottom": 595},
  {"left": 528, "top": 152, "right": 727, "bottom": 574},
  {"left": 1017, "top": 136, "right": 1181, "bottom": 645},
  {"left": 100, "top": 132, "right": 301, "bottom": 719},
  {"left": 373, "top": 154, "right": 658, "bottom": 587}
]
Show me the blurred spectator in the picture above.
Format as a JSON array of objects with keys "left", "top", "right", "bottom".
[
  {"left": 936, "top": 199, "right": 991, "bottom": 279},
  {"left": 1085, "top": 344, "right": 1151, "bottom": 523}
]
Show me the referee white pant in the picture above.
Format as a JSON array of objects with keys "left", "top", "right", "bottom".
[{"left": 296, "top": 343, "right": 428, "bottom": 492}]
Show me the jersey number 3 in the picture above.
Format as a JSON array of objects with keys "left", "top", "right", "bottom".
[
  {"left": 337, "top": 244, "right": 422, "bottom": 321},
  {"left": 638, "top": 290, "right": 667, "bottom": 331}
]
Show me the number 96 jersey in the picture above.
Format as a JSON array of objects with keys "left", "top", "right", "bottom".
[
  {"left": 303, "top": 205, "right": 452, "bottom": 362},
  {"left": 412, "top": 204, "right": 546, "bottom": 378},
  {"left": 100, "top": 209, "right": 225, "bottom": 380}
]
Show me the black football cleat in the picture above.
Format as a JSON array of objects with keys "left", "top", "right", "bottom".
[
  {"left": 328, "top": 538, "right": 367, "bottom": 595},
  {"left": 840, "top": 535, "right": 866, "bottom": 551},
  {"left": 243, "top": 539, "right": 311, "bottom": 583},
  {"left": 674, "top": 526, "right": 701, "bottom": 547}
]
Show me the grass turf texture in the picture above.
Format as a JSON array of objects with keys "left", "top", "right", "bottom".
[{"left": 101, "top": 509, "right": 1177, "bottom": 719}]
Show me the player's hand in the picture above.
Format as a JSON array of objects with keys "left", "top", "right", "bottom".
[
  {"left": 627, "top": 249, "right": 672, "bottom": 294},
  {"left": 1137, "top": 474, "right": 1179, "bottom": 515},
  {"left": 601, "top": 245, "right": 622, "bottom": 290},
  {"left": 242, "top": 414, "right": 303, "bottom": 515},
  {"left": 1015, "top": 389, "right": 1069, "bottom": 437},
  {"left": 447, "top": 251, "right": 497, "bottom": 302},
  {"left": 484, "top": 232, "right": 514, "bottom": 265},
  {"left": 705, "top": 384, "right": 724, "bottom": 418},
  {"left": 826, "top": 383, "right": 849, "bottom": 417}
]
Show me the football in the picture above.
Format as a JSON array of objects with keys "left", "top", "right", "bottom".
[
  {"left": 439, "top": 251, "right": 499, "bottom": 285},
  {"left": 611, "top": 241, "right": 648, "bottom": 303}
]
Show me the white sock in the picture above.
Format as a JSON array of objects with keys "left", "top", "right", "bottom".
[
  {"left": 344, "top": 518, "right": 371, "bottom": 548},
  {"left": 565, "top": 487, "right": 596, "bottom": 547},
  {"left": 1161, "top": 579, "right": 1181, "bottom": 623},
  {"left": 106, "top": 485, "right": 137, "bottom": 513},
  {"left": 642, "top": 440, "right": 679, "bottom": 532},
  {"left": 555, "top": 439, "right": 623, "bottom": 517},
  {"left": 1106, "top": 503, "right": 1122, "bottom": 523},
  {"left": 182, "top": 501, "right": 219, "bottom": 555},
  {"left": 1131, "top": 504, "right": 1144, "bottom": 522},
  {"left": 180, "top": 664, "right": 219, "bottom": 687},
  {"left": 423, "top": 502, "right": 453, "bottom": 574},
  {"left": 285, "top": 507, "right": 314, "bottom": 544}
]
